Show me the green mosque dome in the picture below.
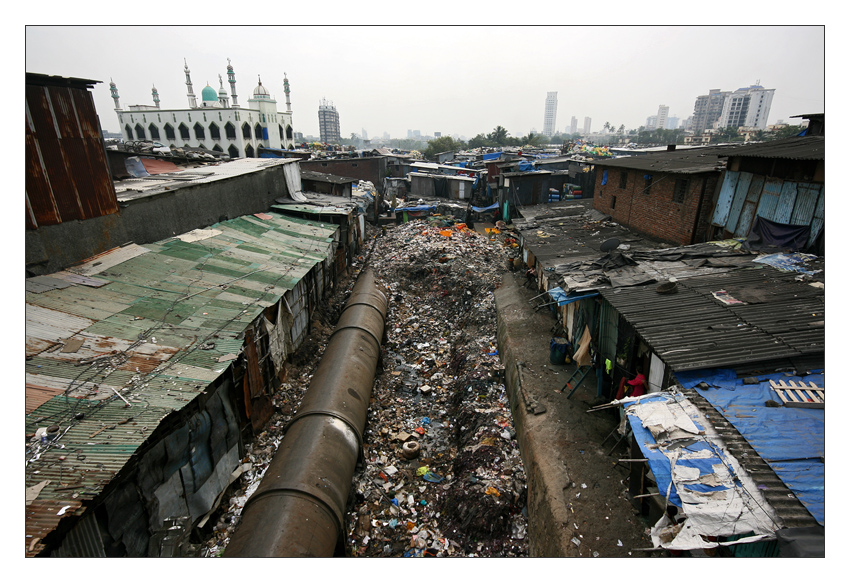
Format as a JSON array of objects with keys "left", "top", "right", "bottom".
[{"left": 201, "top": 84, "right": 218, "bottom": 102}]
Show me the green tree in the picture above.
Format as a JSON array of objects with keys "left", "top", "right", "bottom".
[
  {"left": 423, "top": 136, "right": 466, "bottom": 161},
  {"left": 468, "top": 133, "right": 490, "bottom": 149},
  {"left": 771, "top": 124, "right": 806, "bottom": 139},
  {"left": 487, "top": 125, "right": 509, "bottom": 146}
]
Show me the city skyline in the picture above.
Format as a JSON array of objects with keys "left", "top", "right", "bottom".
[{"left": 24, "top": 25, "right": 825, "bottom": 142}]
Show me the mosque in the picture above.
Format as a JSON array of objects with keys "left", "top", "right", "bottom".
[{"left": 111, "top": 59, "right": 296, "bottom": 158}]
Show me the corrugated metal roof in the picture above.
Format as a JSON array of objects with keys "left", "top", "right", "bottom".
[
  {"left": 24, "top": 210, "right": 338, "bottom": 555},
  {"left": 592, "top": 146, "right": 733, "bottom": 174},
  {"left": 717, "top": 136, "right": 824, "bottom": 161},
  {"left": 114, "top": 157, "right": 300, "bottom": 202},
  {"left": 599, "top": 268, "right": 824, "bottom": 372}
]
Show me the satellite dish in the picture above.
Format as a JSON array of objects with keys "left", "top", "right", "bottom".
[{"left": 599, "top": 238, "right": 620, "bottom": 252}]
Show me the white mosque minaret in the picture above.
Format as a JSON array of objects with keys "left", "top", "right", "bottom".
[{"left": 113, "top": 59, "right": 296, "bottom": 158}]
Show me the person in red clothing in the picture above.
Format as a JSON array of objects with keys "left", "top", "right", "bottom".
[
  {"left": 615, "top": 367, "right": 648, "bottom": 400},
  {"left": 626, "top": 368, "right": 648, "bottom": 397}
]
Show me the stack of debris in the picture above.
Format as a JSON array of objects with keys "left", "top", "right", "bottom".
[
  {"left": 201, "top": 220, "right": 527, "bottom": 557},
  {"left": 346, "top": 221, "right": 527, "bottom": 556}
]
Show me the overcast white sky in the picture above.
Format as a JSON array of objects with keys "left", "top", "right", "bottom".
[{"left": 25, "top": 22, "right": 826, "bottom": 141}]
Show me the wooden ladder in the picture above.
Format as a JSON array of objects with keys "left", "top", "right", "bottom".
[{"left": 769, "top": 380, "right": 824, "bottom": 408}]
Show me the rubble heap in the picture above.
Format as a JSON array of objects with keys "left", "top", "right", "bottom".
[
  {"left": 346, "top": 219, "right": 527, "bottom": 557},
  {"left": 202, "top": 218, "right": 527, "bottom": 557}
]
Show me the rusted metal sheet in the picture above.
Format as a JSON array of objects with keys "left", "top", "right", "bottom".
[{"left": 25, "top": 75, "right": 119, "bottom": 229}]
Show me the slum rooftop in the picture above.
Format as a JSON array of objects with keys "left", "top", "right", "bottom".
[
  {"left": 513, "top": 198, "right": 825, "bottom": 373},
  {"left": 113, "top": 157, "right": 299, "bottom": 202},
  {"left": 24, "top": 210, "right": 338, "bottom": 552}
]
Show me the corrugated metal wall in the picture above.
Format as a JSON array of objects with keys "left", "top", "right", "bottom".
[
  {"left": 25, "top": 76, "right": 119, "bottom": 229},
  {"left": 712, "top": 170, "right": 824, "bottom": 244}
]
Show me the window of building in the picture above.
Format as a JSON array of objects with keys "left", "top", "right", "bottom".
[
  {"left": 611, "top": 195, "right": 617, "bottom": 210},
  {"left": 254, "top": 124, "right": 263, "bottom": 140},
  {"left": 225, "top": 122, "right": 236, "bottom": 140},
  {"left": 148, "top": 124, "right": 160, "bottom": 140},
  {"left": 673, "top": 178, "right": 689, "bottom": 203},
  {"left": 242, "top": 123, "right": 251, "bottom": 140},
  {"left": 134, "top": 123, "right": 146, "bottom": 140},
  {"left": 194, "top": 123, "right": 205, "bottom": 140},
  {"left": 124, "top": 124, "right": 132, "bottom": 140},
  {"left": 209, "top": 123, "right": 220, "bottom": 140},
  {"left": 164, "top": 123, "right": 175, "bottom": 140},
  {"left": 228, "top": 144, "right": 239, "bottom": 159},
  {"left": 619, "top": 171, "right": 628, "bottom": 189},
  {"left": 644, "top": 174, "right": 653, "bottom": 194},
  {"left": 178, "top": 123, "right": 190, "bottom": 140}
]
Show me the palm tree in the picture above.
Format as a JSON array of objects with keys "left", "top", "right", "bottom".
[{"left": 488, "top": 125, "right": 509, "bottom": 145}]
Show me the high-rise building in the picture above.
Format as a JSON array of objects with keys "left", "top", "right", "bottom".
[
  {"left": 656, "top": 105, "right": 669, "bottom": 130},
  {"left": 692, "top": 89, "right": 731, "bottom": 133},
  {"left": 543, "top": 92, "right": 558, "bottom": 137},
  {"left": 570, "top": 116, "right": 578, "bottom": 135},
  {"left": 692, "top": 85, "right": 775, "bottom": 133},
  {"left": 717, "top": 84, "right": 775, "bottom": 130},
  {"left": 583, "top": 117, "right": 592, "bottom": 135},
  {"left": 318, "top": 99, "right": 341, "bottom": 143}
]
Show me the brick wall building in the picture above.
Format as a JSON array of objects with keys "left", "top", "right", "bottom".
[{"left": 592, "top": 147, "right": 727, "bottom": 245}]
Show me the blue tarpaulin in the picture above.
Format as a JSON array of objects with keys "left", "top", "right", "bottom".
[
  {"left": 546, "top": 287, "right": 599, "bottom": 306},
  {"left": 753, "top": 252, "right": 821, "bottom": 275},
  {"left": 625, "top": 393, "right": 719, "bottom": 507},
  {"left": 675, "top": 368, "right": 825, "bottom": 525},
  {"left": 397, "top": 205, "right": 436, "bottom": 212},
  {"left": 518, "top": 161, "right": 537, "bottom": 172},
  {"left": 472, "top": 203, "right": 499, "bottom": 213},
  {"left": 482, "top": 152, "right": 502, "bottom": 161}
]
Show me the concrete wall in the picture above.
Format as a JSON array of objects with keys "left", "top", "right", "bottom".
[
  {"left": 593, "top": 167, "right": 719, "bottom": 245},
  {"left": 26, "top": 165, "right": 290, "bottom": 275}
]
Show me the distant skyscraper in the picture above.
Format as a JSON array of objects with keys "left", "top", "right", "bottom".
[
  {"left": 656, "top": 105, "right": 669, "bottom": 130},
  {"left": 583, "top": 117, "right": 592, "bottom": 135},
  {"left": 646, "top": 116, "right": 658, "bottom": 129},
  {"left": 318, "top": 98, "right": 341, "bottom": 143},
  {"left": 570, "top": 116, "right": 578, "bottom": 135},
  {"left": 543, "top": 92, "right": 558, "bottom": 137},
  {"left": 717, "top": 84, "right": 775, "bottom": 130}
]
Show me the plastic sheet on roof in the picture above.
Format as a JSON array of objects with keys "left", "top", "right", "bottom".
[
  {"left": 624, "top": 392, "right": 780, "bottom": 550},
  {"left": 676, "top": 368, "right": 825, "bottom": 525}
]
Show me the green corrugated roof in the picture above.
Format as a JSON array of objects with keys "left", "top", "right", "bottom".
[{"left": 25, "top": 211, "right": 339, "bottom": 549}]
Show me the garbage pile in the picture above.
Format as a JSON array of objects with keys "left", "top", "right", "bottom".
[
  {"left": 201, "top": 219, "right": 527, "bottom": 557},
  {"left": 345, "top": 220, "right": 528, "bottom": 557}
]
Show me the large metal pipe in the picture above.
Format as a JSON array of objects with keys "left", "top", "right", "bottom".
[{"left": 224, "top": 269, "right": 388, "bottom": 557}]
